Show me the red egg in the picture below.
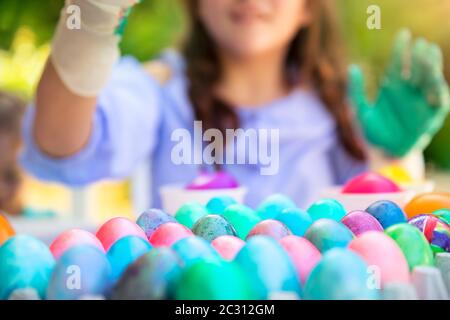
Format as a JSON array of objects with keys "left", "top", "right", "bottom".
[
  {"left": 342, "top": 172, "right": 401, "bottom": 194},
  {"left": 341, "top": 211, "right": 384, "bottom": 236},
  {"left": 96, "top": 217, "right": 147, "bottom": 251},
  {"left": 50, "top": 229, "right": 104, "bottom": 260},
  {"left": 279, "top": 236, "right": 321, "bottom": 284},
  {"left": 349, "top": 231, "right": 410, "bottom": 286},
  {"left": 211, "top": 235, "right": 245, "bottom": 260},
  {"left": 246, "top": 219, "right": 292, "bottom": 240},
  {"left": 149, "top": 222, "right": 193, "bottom": 247}
]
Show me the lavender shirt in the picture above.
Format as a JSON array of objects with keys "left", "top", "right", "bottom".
[{"left": 21, "top": 52, "right": 366, "bottom": 209}]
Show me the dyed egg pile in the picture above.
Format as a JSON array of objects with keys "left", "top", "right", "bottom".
[{"left": 1, "top": 191, "right": 449, "bottom": 300}]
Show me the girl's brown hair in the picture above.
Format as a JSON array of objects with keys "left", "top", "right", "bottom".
[{"left": 182, "top": 0, "right": 366, "bottom": 161}]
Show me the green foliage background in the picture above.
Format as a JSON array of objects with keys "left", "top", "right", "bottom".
[{"left": 0, "top": 0, "right": 449, "bottom": 167}]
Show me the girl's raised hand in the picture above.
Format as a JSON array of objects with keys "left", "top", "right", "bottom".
[{"left": 349, "top": 29, "right": 450, "bottom": 158}]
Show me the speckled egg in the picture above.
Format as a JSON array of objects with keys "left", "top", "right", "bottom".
[
  {"left": 256, "top": 194, "right": 296, "bottom": 220},
  {"left": 275, "top": 208, "right": 312, "bottom": 236},
  {"left": 366, "top": 200, "right": 407, "bottom": 229},
  {"left": 192, "top": 215, "right": 237, "bottom": 242},
  {"left": 246, "top": 219, "right": 292, "bottom": 241},
  {"left": 175, "top": 202, "right": 209, "bottom": 229},
  {"left": 221, "top": 204, "right": 260, "bottom": 239},
  {"left": 341, "top": 211, "right": 384, "bottom": 236},
  {"left": 304, "top": 219, "right": 354, "bottom": 253},
  {"left": 408, "top": 214, "right": 450, "bottom": 253},
  {"left": 136, "top": 209, "right": 176, "bottom": 239},
  {"left": 307, "top": 199, "right": 347, "bottom": 222}
]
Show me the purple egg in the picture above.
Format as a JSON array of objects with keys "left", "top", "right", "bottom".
[
  {"left": 341, "top": 211, "right": 384, "bottom": 236},
  {"left": 408, "top": 214, "right": 450, "bottom": 253}
]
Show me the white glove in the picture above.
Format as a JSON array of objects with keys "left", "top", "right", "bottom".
[{"left": 51, "top": 0, "right": 140, "bottom": 97}]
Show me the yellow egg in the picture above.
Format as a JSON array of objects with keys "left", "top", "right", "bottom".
[{"left": 378, "top": 165, "right": 414, "bottom": 184}]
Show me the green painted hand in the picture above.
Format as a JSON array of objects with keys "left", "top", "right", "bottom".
[{"left": 349, "top": 29, "right": 450, "bottom": 158}]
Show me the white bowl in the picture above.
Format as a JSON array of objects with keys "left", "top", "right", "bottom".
[{"left": 159, "top": 184, "right": 248, "bottom": 215}]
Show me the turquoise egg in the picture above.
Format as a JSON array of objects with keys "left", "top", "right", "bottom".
[
  {"left": 111, "top": 247, "right": 182, "bottom": 300},
  {"left": 47, "top": 245, "right": 112, "bottom": 300},
  {"left": 366, "top": 200, "right": 406, "bottom": 229},
  {"left": 275, "top": 208, "right": 313, "bottom": 236},
  {"left": 175, "top": 202, "right": 209, "bottom": 229},
  {"left": 304, "top": 219, "right": 354, "bottom": 252},
  {"left": 256, "top": 194, "right": 296, "bottom": 220},
  {"left": 206, "top": 196, "right": 237, "bottom": 214},
  {"left": 304, "top": 248, "right": 380, "bottom": 300},
  {"left": 234, "top": 236, "right": 302, "bottom": 299},
  {"left": 192, "top": 215, "right": 237, "bottom": 242},
  {"left": 307, "top": 199, "right": 346, "bottom": 222},
  {"left": 172, "top": 236, "right": 221, "bottom": 267},
  {"left": 222, "top": 204, "right": 261, "bottom": 240},
  {"left": 0, "top": 235, "right": 55, "bottom": 300},
  {"left": 136, "top": 209, "right": 176, "bottom": 239},
  {"left": 107, "top": 235, "right": 152, "bottom": 281}
]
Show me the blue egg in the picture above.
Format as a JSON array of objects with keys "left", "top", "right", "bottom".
[
  {"left": 47, "top": 245, "right": 112, "bottom": 300},
  {"left": 234, "top": 236, "right": 302, "bottom": 299},
  {"left": 304, "top": 248, "right": 380, "bottom": 300},
  {"left": 107, "top": 236, "right": 152, "bottom": 281},
  {"left": 275, "top": 208, "right": 312, "bottom": 236},
  {"left": 0, "top": 235, "right": 55, "bottom": 300},
  {"left": 172, "top": 236, "right": 221, "bottom": 267},
  {"left": 136, "top": 208, "right": 176, "bottom": 239},
  {"left": 206, "top": 196, "right": 237, "bottom": 214},
  {"left": 307, "top": 199, "right": 346, "bottom": 222},
  {"left": 304, "top": 219, "right": 353, "bottom": 252},
  {"left": 366, "top": 200, "right": 406, "bottom": 229},
  {"left": 256, "top": 194, "right": 297, "bottom": 220}
]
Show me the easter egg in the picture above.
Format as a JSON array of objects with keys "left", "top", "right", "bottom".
[
  {"left": 47, "top": 245, "right": 111, "bottom": 300},
  {"left": 304, "top": 248, "right": 380, "bottom": 300},
  {"left": 111, "top": 248, "right": 182, "bottom": 300},
  {"left": 304, "top": 219, "right": 353, "bottom": 253},
  {"left": 275, "top": 208, "right": 312, "bottom": 236},
  {"left": 378, "top": 165, "right": 413, "bottom": 184},
  {"left": 246, "top": 219, "right": 292, "bottom": 240},
  {"left": 174, "top": 260, "right": 256, "bottom": 300},
  {"left": 206, "top": 196, "right": 237, "bottom": 214},
  {"left": 171, "top": 236, "right": 221, "bottom": 267},
  {"left": 136, "top": 208, "right": 176, "bottom": 239},
  {"left": 433, "top": 209, "right": 450, "bottom": 225},
  {"left": 342, "top": 172, "right": 401, "bottom": 194},
  {"left": 366, "top": 200, "right": 407, "bottom": 229},
  {"left": 307, "top": 199, "right": 346, "bottom": 222},
  {"left": 149, "top": 222, "right": 193, "bottom": 248},
  {"left": 0, "top": 235, "right": 54, "bottom": 300},
  {"left": 256, "top": 194, "right": 296, "bottom": 220},
  {"left": 96, "top": 217, "right": 147, "bottom": 251},
  {"left": 0, "top": 214, "right": 15, "bottom": 246},
  {"left": 107, "top": 235, "right": 152, "bottom": 281},
  {"left": 50, "top": 229, "right": 104, "bottom": 260},
  {"left": 185, "top": 171, "right": 239, "bottom": 190},
  {"left": 348, "top": 231, "right": 410, "bottom": 285},
  {"left": 211, "top": 236, "right": 245, "bottom": 260},
  {"left": 385, "top": 223, "right": 434, "bottom": 270},
  {"left": 404, "top": 192, "right": 450, "bottom": 219},
  {"left": 234, "top": 236, "right": 301, "bottom": 299},
  {"left": 408, "top": 215, "right": 450, "bottom": 253},
  {"left": 341, "top": 211, "right": 384, "bottom": 236},
  {"left": 222, "top": 204, "right": 260, "bottom": 239},
  {"left": 279, "top": 236, "right": 321, "bottom": 284},
  {"left": 175, "top": 202, "right": 208, "bottom": 229},
  {"left": 192, "top": 215, "right": 237, "bottom": 242}
]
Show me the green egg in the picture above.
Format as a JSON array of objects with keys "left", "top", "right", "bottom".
[
  {"left": 222, "top": 204, "right": 261, "bottom": 239},
  {"left": 433, "top": 209, "right": 450, "bottom": 225},
  {"left": 174, "top": 260, "right": 257, "bottom": 300},
  {"left": 256, "top": 194, "right": 296, "bottom": 220},
  {"left": 385, "top": 223, "right": 434, "bottom": 270},
  {"left": 175, "top": 202, "right": 209, "bottom": 229},
  {"left": 304, "top": 219, "right": 354, "bottom": 253},
  {"left": 192, "top": 215, "right": 237, "bottom": 242},
  {"left": 307, "top": 199, "right": 347, "bottom": 222}
]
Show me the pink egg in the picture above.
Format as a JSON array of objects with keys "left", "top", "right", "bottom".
[
  {"left": 349, "top": 231, "right": 410, "bottom": 285},
  {"left": 341, "top": 211, "right": 384, "bottom": 236},
  {"left": 50, "top": 229, "right": 104, "bottom": 260},
  {"left": 279, "top": 236, "right": 321, "bottom": 284},
  {"left": 149, "top": 222, "right": 193, "bottom": 247},
  {"left": 342, "top": 172, "right": 401, "bottom": 194},
  {"left": 211, "top": 235, "right": 245, "bottom": 260},
  {"left": 246, "top": 219, "right": 291, "bottom": 240},
  {"left": 96, "top": 217, "right": 147, "bottom": 251}
]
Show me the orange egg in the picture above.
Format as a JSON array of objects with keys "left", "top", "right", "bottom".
[
  {"left": 0, "top": 214, "right": 15, "bottom": 245},
  {"left": 404, "top": 192, "right": 450, "bottom": 219}
]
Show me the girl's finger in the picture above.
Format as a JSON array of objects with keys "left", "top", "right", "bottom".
[
  {"left": 388, "top": 29, "right": 412, "bottom": 79},
  {"left": 409, "top": 37, "right": 428, "bottom": 88}
]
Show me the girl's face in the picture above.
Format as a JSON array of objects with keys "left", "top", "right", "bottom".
[{"left": 198, "top": 0, "right": 310, "bottom": 58}]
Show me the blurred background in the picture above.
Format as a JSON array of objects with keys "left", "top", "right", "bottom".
[{"left": 0, "top": 0, "right": 449, "bottom": 230}]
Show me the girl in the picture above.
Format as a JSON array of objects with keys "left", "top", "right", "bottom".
[{"left": 21, "top": 0, "right": 449, "bottom": 209}]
